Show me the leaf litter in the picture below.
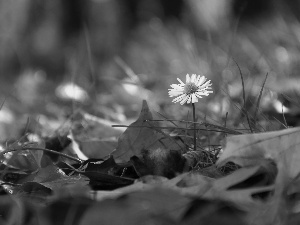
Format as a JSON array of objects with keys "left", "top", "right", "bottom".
[{"left": 1, "top": 99, "right": 300, "bottom": 224}]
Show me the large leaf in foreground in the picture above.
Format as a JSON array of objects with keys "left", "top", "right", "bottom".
[
  {"left": 3, "top": 142, "right": 45, "bottom": 172},
  {"left": 18, "top": 164, "right": 89, "bottom": 191},
  {"left": 217, "top": 127, "right": 300, "bottom": 179},
  {"left": 112, "top": 100, "right": 160, "bottom": 163},
  {"left": 71, "top": 111, "right": 124, "bottom": 159},
  {"left": 216, "top": 127, "right": 300, "bottom": 224},
  {"left": 80, "top": 188, "right": 190, "bottom": 225}
]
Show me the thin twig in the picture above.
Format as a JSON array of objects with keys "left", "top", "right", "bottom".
[
  {"left": 144, "top": 119, "right": 243, "bottom": 134},
  {"left": 112, "top": 125, "right": 241, "bottom": 134},
  {"left": 233, "top": 59, "right": 253, "bottom": 133},
  {"left": 0, "top": 182, "right": 21, "bottom": 186},
  {"left": 0, "top": 147, "right": 82, "bottom": 163}
]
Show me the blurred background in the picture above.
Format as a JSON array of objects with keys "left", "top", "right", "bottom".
[{"left": 0, "top": 0, "right": 300, "bottom": 140}]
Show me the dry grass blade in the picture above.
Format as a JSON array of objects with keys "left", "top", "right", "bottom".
[
  {"left": 115, "top": 56, "right": 140, "bottom": 84},
  {"left": 233, "top": 59, "right": 253, "bottom": 133},
  {"left": 155, "top": 111, "right": 179, "bottom": 127},
  {"left": 0, "top": 96, "right": 6, "bottom": 111},
  {"left": 280, "top": 96, "right": 288, "bottom": 128},
  {"left": 83, "top": 23, "right": 96, "bottom": 86},
  {"left": 253, "top": 72, "right": 269, "bottom": 128},
  {"left": 221, "top": 87, "right": 250, "bottom": 131},
  {"left": 224, "top": 112, "right": 228, "bottom": 127},
  {"left": 272, "top": 116, "right": 288, "bottom": 129},
  {"left": 247, "top": 98, "right": 266, "bottom": 132}
]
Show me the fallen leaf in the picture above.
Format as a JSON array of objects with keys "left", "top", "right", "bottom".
[
  {"left": 0, "top": 195, "right": 25, "bottom": 224},
  {"left": 78, "top": 139, "right": 118, "bottom": 159},
  {"left": 70, "top": 111, "right": 124, "bottom": 159},
  {"left": 44, "top": 135, "right": 71, "bottom": 161},
  {"left": 80, "top": 188, "right": 190, "bottom": 225},
  {"left": 81, "top": 156, "right": 115, "bottom": 171},
  {"left": 217, "top": 127, "right": 300, "bottom": 179},
  {"left": 130, "top": 156, "right": 152, "bottom": 177},
  {"left": 202, "top": 166, "right": 275, "bottom": 211},
  {"left": 39, "top": 197, "right": 94, "bottom": 225},
  {"left": 17, "top": 164, "right": 89, "bottom": 192},
  {"left": 167, "top": 172, "right": 213, "bottom": 197},
  {"left": 82, "top": 171, "right": 134, "bottom": 190},
  {"left": 181, "top": 198, "right": 247, "bottom": 225},
  {"left": 73, "top": 111, "right": 125, "bottom": 139},
  {"left": 212, "top": 166, "right": 262, "bottom": 191},
  {"left": 112, "top": 100, "right": 160, "bottom": 163}
]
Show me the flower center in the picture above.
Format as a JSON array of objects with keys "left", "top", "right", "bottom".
[{"left": 184, "top": 83, "right": 198, "bottom": 94}]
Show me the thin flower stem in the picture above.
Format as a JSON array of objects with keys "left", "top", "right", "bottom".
[{"left": 192, "top": 103, "right": 197, "bottom": 152}]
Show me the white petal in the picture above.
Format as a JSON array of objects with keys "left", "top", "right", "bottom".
[
  {"left": 168, "top": 89, "right": 183, "bottom": 94},
  {"left": 195, "top": 92, "right": 203, "bottom": 98},
  {"left": 200, "top": 80, "right": 212, "bottom": 89},
  {"left": 191, "top": 74, "right": 196, "bottom": 83},
  {"left": 168, "top": 88, "right": 184, "bottom": 92},
  {"left": 168, "top": 90, "right": 184, "bottom": 97},
  {"left": 191, "top": 94, "right": 198, "bottom": 103},
  {"left": 169, "top": 90, "right": 184, "bottom": 95},
  {"left": 177, "top": 78, "right": 185, "bottom": 85},
  {"left": 197, "top": 76, "right": 206, "bottom": 86},
  {"left": 172, "top": 94, "right": 186, "bottom": 103},
  {"left": 169, "top": 90, "right": 184, "bottom": 97},
  {"left": 170, "top": 84, "right": 184, "bottom": 90},
  {"left": 195, "top": 75, "right": 201, "bottom": 85},
  {"left": 180, "top": 95, "right": 189, "bottom": 105},
  {"left": 196, "top": 90, "right": 208, "bottom": 95},
  {"left": 187, "top": 95, "right": 192, "bottom": 104},
  {"left": 186, "top": 74, "right": 190, "bottom": 83}
]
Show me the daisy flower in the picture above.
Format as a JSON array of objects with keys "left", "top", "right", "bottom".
[{"left": 168, "top": 74, "right": 213, "bottom": 105}]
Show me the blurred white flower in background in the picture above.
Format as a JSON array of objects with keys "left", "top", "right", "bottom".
[
  {"left": 168, "top": 74, "right": 213, "bottom": 105},
  {"left": 56, "top": 82, "right": 89, "bottom": 102}
]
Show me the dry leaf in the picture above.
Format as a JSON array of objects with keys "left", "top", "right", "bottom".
[
  {"left": 217, "top": 127, "right": 300, "bottom": 179},
  {"left": 71, "top": 111, "right": 124, "bottom": 159},
  {"left": 112, "top": 100, "right": 160, "bottom": 163}
]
